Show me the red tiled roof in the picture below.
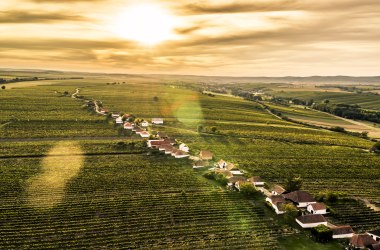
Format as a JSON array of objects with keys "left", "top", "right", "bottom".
[
  {"left": 332, "top": 226, "right": 354, "bottom": 235},
  {"left": 284, "top": 191, "right": 315, "bottom": 203},
  {"left": 271, "top": 185, "right": 286, "bottom": 194},
  {"left": 248, "top": 176, "right": 263, "bottom": 183},
  {"left": 309, "top": 202, "right": 326, "bottom": 210},
  {"left": 269, "top": 195, "right": 286, "bottom": 206},
  {"left": 350, "top": 234, "right": 377, "bottom": 248},
  {"left": 296, "top": 214, "right": 326, "bottom": 224}
]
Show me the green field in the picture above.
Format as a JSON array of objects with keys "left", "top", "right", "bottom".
[
  {"left": 1, "top": 72, "right": 379, "bottom": 249},
  {"left": 270, "top": 90, "right": 380, "bottom": 111}
]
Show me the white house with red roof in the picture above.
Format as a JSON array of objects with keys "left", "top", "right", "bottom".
[{"left": 307, "top": 202, "right": 327, "bottom": 214}]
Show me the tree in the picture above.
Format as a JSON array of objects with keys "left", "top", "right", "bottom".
[
  {"left": 285, "top": 175, "right": 303, "bottom": 192},
  {"left": 283, "top": 203, "right": 298, "bottom": 222},
  {"left": 311, "top": 225, "right": 332, "bottom": 242},
  {"left": 239, "top": 183, "right": 259, "bottom": 196},
  {"left": 1, "top": 85, "right": 5, "bottom": 90},
  {"left": 197, "top": 125, "right": 204, "bottom": 132},
  {"left": 371, "top": 141, "right": 380, "bottom": 152},
  {"left": 211, "top": 126, "right": 217, "bottom": 133},
  {"left": 153, "top": 96, "right": 159, "bottom": 102}
]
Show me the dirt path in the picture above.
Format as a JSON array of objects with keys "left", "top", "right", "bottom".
[
  {"left": 71, "top": 88, "right": 80, "bottom": 98},
  {"left": 354, "top": 197, "right": 380, "bottom": 212}
]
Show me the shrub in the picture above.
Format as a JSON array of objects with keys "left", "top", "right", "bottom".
[
  {"left": 311, "top": 225, "right": 332, "bottom": 242},
  {"left": 239, "top": 183, "right": 258, "bottom": 197}
]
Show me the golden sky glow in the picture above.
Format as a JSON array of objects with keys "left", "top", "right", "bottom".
[{"left": 1, "top": 0, "right": 380, "bottom": 76}]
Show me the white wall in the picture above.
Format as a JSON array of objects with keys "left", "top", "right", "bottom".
[{"left": 296, "top": 219, "right": 327, "bottom": 228}]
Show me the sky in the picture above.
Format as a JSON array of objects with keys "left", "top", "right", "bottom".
[{"left": 1, "top": 0, "right": 380, "bottom": 76}]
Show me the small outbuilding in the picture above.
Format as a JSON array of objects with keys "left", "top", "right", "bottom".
[
  {"left": 271, "top": 185, "right": 286, "bottom": 196},
  {"left": 350, "top": 234, "right": 378, "bottom": 249},
  {"left": 123, "top": 122, "right": 134, "bottom": 130},
  {"left": 332, "top": 226, "right": 354, "bottom": 239},
  {"left": 141, "top": 121, "right": 149, "bottom": 127},
  {"left": 247, "top": 176, "right": 265, "bottom": 186},
  {"left": 193, "top": 161, "right": 208, "bottom": 169},
  {"left": 179, "top": 143, "right": 189, "bottom": 152},
  {"left": 200, "top": 150, "right": 213, "bottom": 160},
  {"left": 307, "top": 202, "right": 327, "bottom": 215},
  {"left": 217, "top": 160, "right": 227, "bottom": 169},
  {"left": 368, "top": 229, "right": 380, "bottom": 242},
  {"left": 296, "top": 214, "right": 327, "bottom": 228},
  {"left": 266, "top": 195, "right": 286, "bottom": 214},
  {"left": 140, "top": 131, "right": 150, "bottom": 138},
  {"left": 152, "top": 118, "right": 164, "bottom": 124}
]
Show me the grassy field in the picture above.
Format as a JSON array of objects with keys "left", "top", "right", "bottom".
[
  {"left": 1, "top": 72, "right": 380, "bottom": 249},
  {"left": 269, "top": 90, "right": 380, "bottom": 111}
]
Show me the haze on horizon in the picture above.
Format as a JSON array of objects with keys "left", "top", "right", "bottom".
[{"left": 1, "top": 0, "right": 380, "bottom": 77}]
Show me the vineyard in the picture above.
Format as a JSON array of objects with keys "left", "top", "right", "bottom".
[
  {"left": 0, "top": 152, "right": 280, "bottom": 249},
  {"left": 1, "top": 74, "right": 380, "bottom": 249}
]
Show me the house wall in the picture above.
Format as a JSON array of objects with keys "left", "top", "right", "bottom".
[
  {"left": 332, "top": 233, "right": 354, "bottom": 239},
  {"left": 265, "top": 198, "right": 285, "bottom": 215},
  {"left": 298, "top": 201, "right": 317, "bottom": 208},
  {"left": 368, "top": 233, "right": 380, "bottom": 241},
  {"left": 296, "top": 220, "right": 327, "bottom": 228},
  {"left": 307, "top": 206, "right": 327, "bottom": 214}
]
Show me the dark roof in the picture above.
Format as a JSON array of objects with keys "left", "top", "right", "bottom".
[
  {"left": 296, "top": 214, "right": 326, "bottom": 224},
  {"left": 284, "top": 191, "right": 315, "bottom": 203},
  {"left": 372, "top": 244, "right": 380, "bottom": 250},
  {"left": 332, "top": 226, "right": 354, "bottom": 235},
  {"left": 269, "top": 195, "right": 286, "bottom": 206},
  {"left": 309, "top": 202, "right": 326, "bottom": 211},
  {"left": 200, "top": 150, "right": 213, "bottom": 158},
  {"left": 228, "top": 176, "right": 246, "bottom": 183},
  {"left": 271, "top": 185, "right": 285, "bottom": 194},
  {"left": 368, "top": 229, "right": 380, "bottom": 237},
  {"left": 350, "top": 234, "right": 378, "bottom": 248},
  {"left": 248, "top": 176, "right": 263, "bottom": 183}
]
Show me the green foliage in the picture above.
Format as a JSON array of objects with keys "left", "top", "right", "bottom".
[
  {"left": 285, "top": 175, "right": 303, "bottom": 192},
  {"left": 316, "top": 191, "right": 346, "bottom": 203},
  {"left": 283, "top": 203, "right": 298, "bottom": 222},
  {"left": 372, "top": 141, "right": 380, "bottom": 152},
  {"left": 239, "top": 182, "right": 259, "bottom": 196},
  {"left": 1, "top": 85, "right": 5, "bottom": 90},
  {"left": 311, "top": 225, "right": 332, "bottom": 243}
]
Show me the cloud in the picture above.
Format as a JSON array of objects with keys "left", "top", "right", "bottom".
[{"left": 0, "top": 11, "right": 87, "bottom": 23}]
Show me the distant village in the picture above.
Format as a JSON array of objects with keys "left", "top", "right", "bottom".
[{"left": 82, "top": 91, "right": 379, "bottom": 250}]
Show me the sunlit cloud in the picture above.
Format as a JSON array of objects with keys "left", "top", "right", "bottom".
[{"left": 1, "top": 0, "right": 380, "bottom": 76}]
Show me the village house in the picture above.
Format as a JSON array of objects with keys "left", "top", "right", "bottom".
[
  {"left": 265, "top": 195, "right": 286, "bottom": 214},
  {"left": 140, "top": 131, "right": 150, "bottom": 138},
  {"left": 307, "top": 202, "right": 327, "bottom": 215},
  {"left": 349, "top": 234, "right": 378, "bottom": 249},
  {"left": 163, "top": 145, "right": 174, "bottom": 155},
  {"left": 332, "top": 226, "right": 354, "bottom": 239},
  {"left": 115, "top": 117, "right": 123, "bottom": 124},
  {"left": 217, "top": 160, "right": 227, "bottom": 169},
  {"left": 296, "top": 214, "right": 327, "bottom": 228},
  {"left": 284, "top": 190, "right": 316, "bottom": 208},
  {"left": 225, "top": 163, "right": 236, "bottom": 171},
  {"left": 100, "top": 108, "right": 109, "bottom": 114},
  {"left": 135, "top": 127, "right": 144, "bottom": 134},
  {"left": 199, "top": 150, "right": 213, "bottom": 160},
  {"left": 368, "top": 229, "right": 380, "bottom": 242},
  {"left": 271, "top": 185, "right": 286, "bottom": 196},
  {"left": 147, "top": 140, "right": 166, "bottom": 149},
  {"left": 123, "top": 122, "right": 134, "bottom": 130},
  {"left": 247, "top": 176, "right": 265, "bottom": 186},
  {"left": 230, "top": 168, "right": 243, "bottom": 175},
  {"left": 179, "top": 143, "right": 189, "bottom": 152},
  {"left": 111, "top": 113, "right": 120, "bottom": 118},
  {"left": 172, "top": 149, "right": 189, "bottom": 159},
  {"left": 373, "top": 244, "right": 380, "bottom": 250},
  {"left": 192, "top": 161, "right": 208, "bottom": 169},
  {"left": 152, "top": 118, "right": 164, "bottom": 124},
  {"left": 214, "top": 168, "right": 233, "bottom": 178},
  {"left": 141, "top": 121, "right": 149, "bottom": 127},
  {"left": 227, "top": 176, "right": 246, "bottom": 188}
]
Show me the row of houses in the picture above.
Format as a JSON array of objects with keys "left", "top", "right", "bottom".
[
  {"left": 265, "top": 187, "right": 380, "bottom": 249},
  {"left": 147, "top": 137, "right": 190, "bottom": 159}
]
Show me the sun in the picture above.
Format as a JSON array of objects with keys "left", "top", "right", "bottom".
[{"left": 112, "top": 4, "right": 176, "bottom": 46}]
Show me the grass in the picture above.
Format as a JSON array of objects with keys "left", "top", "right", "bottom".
[{"left": 278, "top": 234, "right": 345, "bottom": 250}]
